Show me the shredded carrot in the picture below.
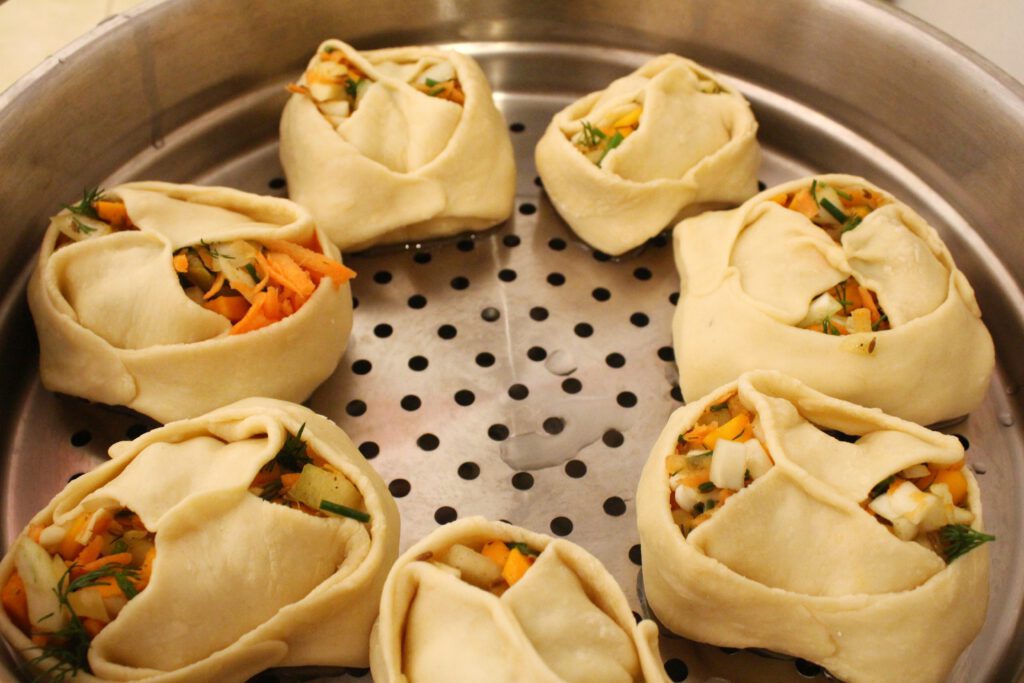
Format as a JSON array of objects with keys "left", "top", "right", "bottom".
[
  {"left": 31, "top": 635, "right": 49, "bottom": 648},
  {"left": 261, "top": 239, "right": 355, "bottom": 287},
  {"left": 1, "top": 572, "right": 29, "bottom": 632},
  {"left": 203, "top": 272, "right": 226, "bottom": 300},
  {"left": 75, "top": 536, "right": 105, "bottom": 568},
  {"left": 57, "top": 514, "right": 90, "bottom": 561},
  {"left": 258, "top": 251, "right": 316, "bottom": 298},
  {"left": 230, "top": 291, "right": 275, "bottom": 335},
  {"left": 137, "top": 547, "right": 156, "bottom": 590},
  {"left": 858, "top": 285, "right": 882, "bottom": 323},
  {"left": 682, "top": 423, "right": 717, "bottom": 446},
  {"left": 286, "top": 83, "right": 310, "bottom": 95},
  {"left": 79, "top": 552, "right": 133, "bottom": 574}
]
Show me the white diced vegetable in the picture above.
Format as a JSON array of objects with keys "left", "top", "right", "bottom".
[
  {"left": 15, "top": 537, "right": 67, "bottom": 632},
  {"left": 309, "top": 82, "right": 345, "bottom": 102},
  {"left": 901, "top": 464, "right": 931, "bottom": 479},
  {"left": 77, "top": 508, "right": 112, "bottom": 545},
  {"left": 444, "top": 544, "right": 502, "bottom": 589},
  {"left": 421, "top": 61, "right": 455, "bottom": 85},
  {"left": 952, "top": 507, "right": 976, "bottom": 525},
  {"left": 892, "top": 517, "right": 918, "bottom": 541},
  {"left": 69, "top": 587, "right": 109, "bottom": 622},
  {"left": 850, "top": 308, "right": 873, "bottom": 334},
  {"left": 868, "top": 492, "right": 898, "bottom": 522},
  {"left": 815, "top": 183, "right": 847, "bottom": 225},
  {"left": 710, "top": 439, "right": 747, "bottom": 491},
  {"left": 54, "top": 211, "right": 111, "bottom": 242},
  {"left": 319, "top": 99, "right": 351, "bottom": 118},
  {"left": 799, "top": 292, "right": 843, "bottom": 327},
  {"left": 674, "top": 484, "right": 701, "bottom": 511},
  {"left": 744, "top": 440, "right": 773, "bottom": 480},
  {"left": 317, "top": 60, "right": 348, "bottom": 81}
]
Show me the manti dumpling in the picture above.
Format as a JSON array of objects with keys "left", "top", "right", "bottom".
[
  {"left": 673, "top": 174, "right": 994, "bottom": 426},
  {"left": 636, "top": 370, "right": 992, "bottom": 683},
  {"left": 370, "top": 517, "right": 669, "bottom": 683},
  {"left": 27, "top": 182, "right": 354, "bottom": 423},
  {"left": 535, "top": 53, "right": 759, "bottom": 256},
  {"left": 279, "top": 39, "right": 516, "bottom": 251},
  {"left": 0, "top": 398, "right": 400, "bottom": 683}
]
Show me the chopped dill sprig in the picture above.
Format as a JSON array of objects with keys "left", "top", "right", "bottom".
[
  {"left": 935, "top": 524, "right": 995, "bottom": 563},
  {"left": 64, "top": 187, "right": 105, "bottom": 220}
]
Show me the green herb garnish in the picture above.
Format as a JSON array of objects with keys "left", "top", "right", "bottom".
[
  {"left": 273, "top": 424, "right": 312, "bottom": 472},
  {"left": 323, "top": 45, "right": 338, "bottom": 54},
  {"left": 819, "top": 197, "right": 848, "bottom": 224},
  {"left": 698, "top": 481, "right": 716, "bottom": 493},
  {"left": 319, "top": 500, "right": 371, "bottom": 522},
  {"left": 869, "top": 475, "right": 895, "bottom": 500},
  {"left": 705, "top": 498, "right": 717, "bottom": 510},
  {"left": 504, "top": 542, "right": 540, "bottom": 557},
  {"left": 579, "top": 120, "right": 606, "bottom": 148},
  {"left": 259, "top": 480, "right": 283, "bottom": 501},
  {"left": 345, "top": 78, "right": 359, "bottom": 99},
  {"left": 821, "top": 315, "right": 842, "bottom": 336},
  {"left": 424, "top": 77, "right": 439, "bottom": 87},
  {"left": 428, "top": 86, "right": 445, "bottom": 96},
  {"left": 64, "top": 187, "right": 105, "bottom": 220},
  {"left": 841, "top": 215, "right": 863, "bottom": 233},
  {"left": 935, "top": 524, "right": 995, "bottom": 563},
  {"left": 833, "top": 285, "right": 853, "bottom": 314},
  {"left": 596, "top": 131, "right": 624, "bottom": 167},
  {"left": 199, "top": 239, "right": 232, "bottom": 260},
  {"left": 243, "top": 263, "right": 259, "bottom": 283},
  {"left": 871, "top": 313, "right": 889, "bottom": 331},
  {"left": 27, "top": 563, "right": 140, "bottom": 682},
  {"left": 692, "top": 502, "right": 705, "bottom": 515},
  {"left": 709, "top": 401, "right": 729, "bottom": 412},
  {"left": 70, "top": 216, "right": 96, "bottom": 235}
]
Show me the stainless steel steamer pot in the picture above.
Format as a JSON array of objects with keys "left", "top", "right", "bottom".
[{"left": 1, "top": 1, "right": 1023, "bottom": 682}]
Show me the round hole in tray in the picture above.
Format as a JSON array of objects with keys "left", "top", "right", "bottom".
[
  {"left": 593, "top": 287, "right": 611, "bottom": 302},
  {"left": 408, "top": 355, "right": 429, "bottom": 371},
  {"left": 437, "top": 324, "right": 457, "bottom": 340},
  {"left": 454, "top": 389, "right": 475, "bottom": 406},
  {"left": 511, "top": 472, "right": 534, "bottom": 490},
  {"left": 457, "top": 462, "right": 480, "bottom": 480},
  {"left": 413, "top": 251, "right": 431, "bottom": 264},
  {"left": 408, "top": 294, "right": 427, "bottom": 309},
  {"left": 358, "top": 442, "right": 379, "bottom": 460},
  {"left": 388, "top": 479, "right": 411, "bottom": 498},
  {"left": 518, "top": 202, "right": 536, "bottom": 215},
  {"left": 529, "top": 306, "right": 549, "bottom": 321},
  {"left": 503, "top": 234, "right": 521, "bottom": 247},
  {"left": 603, "top": 496, "right": 627, "bottom": 516},
  {"left": 450, "top": 275, "right": 470, "bottom": 290},
  {"left": 434, "top": 506, "right": 458, "bottom": 524},
  {"left": 527, "top": 345, "right": 547, "bottom": 361},
  {"left": 606, "top": 352, "right": 626, "bottom": 368},
  {"left": 508, "top": 383, "right": 529, "bottom": 400},
  {"left": 498, "top": 268, "right": 517, "bottom": 282},
  {"left": 476, "top": 352, "right": 495, "bottom": 367},
  {"left": 548, "top": 237, "right": 567, "bottom": 251},
  {"left": 345, "top": 400, "right": 367, "bottom": 417},
  {"left": 351, "top": 359, "right": 372, "bottom": 375},
  {"left": 550, "top": 516, "right": 573, "bottom": 536},
  {"left": 401, "top": 395, "right": 421, "bottom": 412},
  {"left": 603, "top": 429, "right": 624, "bottom": 448},
  {"left": 629, "top": 544, "right": 642, "bottom": 566},
  {"left": 70, "top": 430, "right": 92, "bottom": 447},
  {"left": 664, "top": 658, "right": 689, "bottom": 682},
  {"left": 481, "top": 306, "right": 501, "bottom": 322},
  {"left": 547, "top": 272, "right": 566, "bottom": 286},
  {"left": 564, "top": 460, "right": 587, "bottom": 478},
  {"left": 373, "top": 270, "right": 392, "bottom": 284},
  {"left": 561, "top": 378, "right": 582, "bottom": 394},
  {"left": 373, "top": 323, "right": 393, "bottom": 338},
  {"left": 416, "top": 433, "right": 440, "bottom": 451}
]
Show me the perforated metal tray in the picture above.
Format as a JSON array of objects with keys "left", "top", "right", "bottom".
[{"left": 1, "top": 1, "right": 1023, "bottom": 682}]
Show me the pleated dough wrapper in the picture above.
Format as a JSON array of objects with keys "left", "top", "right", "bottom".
[
  {"left": 27, "top": 182, "right": 353, "bottom": 423},
  {"left": 636, "top": 370, "right": 989, "bottom": 683},
  {"left": 0, "top": 398, "right": 400, "bottom": 682},
  {"left": 370, "top": 517, "right": 669, "bottom": 683},
  {"left": 279, "top": 39, "right": 516, "bottom": 252},
  {"left": 673, "top": 174, "right": 994, "bottom": 426},
  {"left": 535, "top": 53, "right": 759, "bottom": 256}
]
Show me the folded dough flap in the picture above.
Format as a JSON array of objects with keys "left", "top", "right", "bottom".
[
  {"left": 49, "top": 231, "right": 230, "bottom": 349},
  {"left": 755, "top": 394, "right": 962, "bottom": 502},
  {"left": 688, "top": 467, "right": 946, "bottom": 596},
  {"left": 603, "top": 62, "right": 736, "bottom": 183},
  {"left": 90, "top": 491, "right": 360, "bottom": 673},
  {"left": 65, "top": 431, "right": 273, "bottom": 529},
  {"left": 116, "top": 187, "right": 300, "bottom": 251},
  {"left": 337, "top": 78, "right": 462, "bottom": 173},
  {"left": 842, "top": 205, "right": 949, "bottom": 326},
  {"left": 401, "top": 551, "right": 641, "bottom": 683},
  {"left": 503, "top": 544, "right": 642, "bottom": 683},
  {"left": 731, "top": 203, "right": 847, "bottom": 324}
]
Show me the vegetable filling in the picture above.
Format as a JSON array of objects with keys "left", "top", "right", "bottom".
[
  {"left": 771, "top": 180, "right": 892, "bottom": 338},
  {"left": 571, "top": 105, "right": 641, "bottom": 167},
  {"left": 290, "top": 46, "right": 465, "bottom": 130},
  {"left": 2, "top": 508, "right": 156, "bottom": 680},
  {"left": 421, "top": 539, "right": 539, "bottom": 597},
  {"left": 863, "top": 462, "right": 994, "bottom": 562},
  {"left": 51, "top": 188, "right": 356, "bottom": 337},
  {"left": 250, "top": 426, "right": 371, "bottom": 524},
  {"left": 666, "top": 392, "right": 774, "bottom": 535}
]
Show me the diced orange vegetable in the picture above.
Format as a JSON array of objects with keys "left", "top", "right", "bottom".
[
  {"left": 703, "top": 414, "right": 751, "bottom": 450},
  {"left": 682, "top": 423, "right": 716, "bottom": 446},
  {"left": 258, "top": 251, "right": 315, "bottom": 298},
  {"left": 1, "top": 572, "right": 29, "bottom": 632},
  {"left": 202, "top": 295, "right": 250, "bottom": 323},
  {"left": 287, "top": 83, "right": 310, "bottom": 95},
  {"left": 95, "top": 201, "right": 128, "bottom": 228},
  {"left": 27, "top": 525, "right": 43, "bottom": 543},
  {"left": 858, "top": 285, "right": 882, "bottom": 324},
  {"left": 934, "top": 469, "right": 968, "bottom": 506},
  {"left": 31, "top": 634, "right": 49, "bottom": 648},
  {"left": 172, "top": 253, "right": 189, "bottom": 273},
  {"left": 481, "top": 541, "right": 510, "bottom": 569},
  {"left": 251, "top": 464, "right": 280, "bottom": 487},
  {"left": 203, "top": 272, "right": 226, "bottom": 300},
  {"left": 501, "top": 548, "right": 534, "bottom": 586},
  {"left": 79, "top": 552, "right": 133, "bottom": 574},
  {"left": 769, "top": 193, "right": 789, "bottom": 206},
  {"left": 280, "top": 472, "right": 302, "bottom": 488},
  {"left": 914, "top": 466, "right": 939, "bottom": 491},
  {"left": 788, "top": 189, "right": 819, "bottom": 218}
]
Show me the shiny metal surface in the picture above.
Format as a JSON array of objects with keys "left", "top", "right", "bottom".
[{"left": 1, "top": 1, "right": 1023, "bottom": 682}]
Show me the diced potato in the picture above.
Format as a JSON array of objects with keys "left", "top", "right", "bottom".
[
  {"left": 421, "top": 61, "right": 455, "bottom": 85},
  {"left": 287, "top": 464, "right": 363, "bottom": 513},
  {"left": 710, "top": 439, "right": 747, "bottom": 490},
  {"left": 309, "top": 82, "right": 345, "bottom": 102},
  {"left": 674, "top": 484, "right": 701, "bottom": 510},
  {"left": 38, "top": 524, "right": 67, "bottom": 551},
  {"left": 799, "top": 292, "right": 843, "bottom": 328},
  {"left": 444, "top": 544, "right": 502, "bottom": 589},
  {"left": 901, "top": 464, "right": 931, "bottom": 479},
  {"left": 69, "top": 587, "right": 109, "bottom": 622}
]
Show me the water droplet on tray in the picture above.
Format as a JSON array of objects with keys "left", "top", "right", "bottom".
[
  {"left": 972, "top": 462, "right": 988, "bottom": 474},
  {"left": 998, "top": 411, "right": 1014, "bottom": 427},
  {"left": 498, "top": 396, "right": 621, "bottom": 470},
  {"left": 544, "top": 349, "right": 577, "bottom": 376}
]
